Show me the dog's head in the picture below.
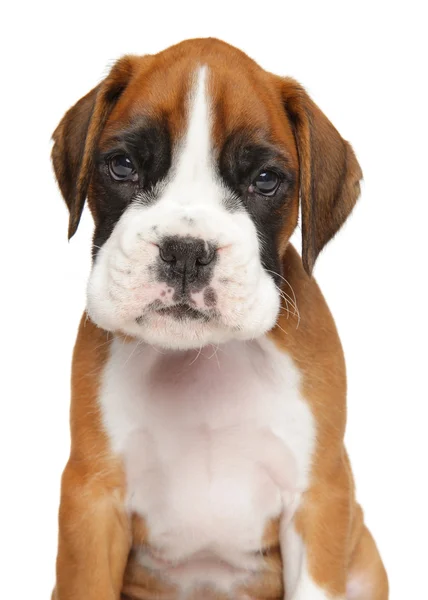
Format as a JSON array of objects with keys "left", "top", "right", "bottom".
[{"left": 52, "top": 38, "right": 362, "bottom": 349}]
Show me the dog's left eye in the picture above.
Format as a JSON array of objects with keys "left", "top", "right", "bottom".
[
  {"left": 108, "top": 154, "right": 138, "bottom": 182},
  {"left": 252, "top": 171, "right": 280, "bottom": 196}
]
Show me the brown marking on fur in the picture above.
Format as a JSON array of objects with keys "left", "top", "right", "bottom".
[
  {"left": 274, "top": 76, "right": 363, "bottom": 274},
  {"left": 122, "top": 552, "right": 177, "bottom": 599},
  {"left": 236, "top": 517, "right": 283, "bottom": 599},
  {"left": 131, "top": 513, "right": 149, "bottom": 545},
  {"left": 347, "top": 523, "right": 389, "bottom": 600},
  {"left": 268, "top": 245, "right": 387, "bottom": 598},
  {"left": 238, "top": 546, "right": 283, "bottom": 599},
  {"left": 262, "top": 517, "right": 281, "bottom": 550},
  {"left": 52, "top": 56, "right": 139, "bottom": 238},
  {"left": 102, "top": 53, "right": 190, "bottom": 144},
  {"left": 53, "top": 315, "right": 133, "bottom": 599}
]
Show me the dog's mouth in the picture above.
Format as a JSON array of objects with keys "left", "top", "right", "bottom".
[
  {"left": 136, "top": 303, "right": 212, "bottom": 325},
  {"left": 155, "top": 304, "right": 209, "bottom": 321}
]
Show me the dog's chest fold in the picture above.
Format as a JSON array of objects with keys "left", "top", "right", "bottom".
[{"left": 100, "top": 337, "right": 315, "bottom": 594}]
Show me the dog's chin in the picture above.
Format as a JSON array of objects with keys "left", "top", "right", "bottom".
[
  {"left": 129, "top": 305, "right": 224, "bottom": 350},
  {"left": 126, "top": 316, "right": 226, "bottom": 350},
  {"left": 89, "top": 301, "right": 279, "bottom": 351},
  {"left": 117, "top": 315, "right": 237, "bottom": 351}
]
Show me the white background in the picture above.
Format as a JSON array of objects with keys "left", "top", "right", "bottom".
[{"left": 1, "top": 1, "right": 427, "bottom": 598}]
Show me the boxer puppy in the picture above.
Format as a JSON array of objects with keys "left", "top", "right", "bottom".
[{"left": 51, "top": 38, "right": 388, "bottom": 600}]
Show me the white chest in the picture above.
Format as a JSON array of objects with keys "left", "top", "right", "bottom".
[{"left": 99, "top": 337, "right": 315, "bottom": 594}]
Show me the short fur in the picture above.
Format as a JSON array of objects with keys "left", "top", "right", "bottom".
[{"left": 51, "top": 38, "right": 387, "bottom": 600}]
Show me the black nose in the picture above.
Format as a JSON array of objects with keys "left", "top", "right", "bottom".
[
  {"left": 158, "top": 236, "right": 216, "bottom": 290},
  {"left": 159, "top": 237, "right": 215, "bottom": 268}
]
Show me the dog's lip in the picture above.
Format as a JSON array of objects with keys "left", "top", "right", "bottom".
[
  {"left": 157, "top": 304, "right": 207, "bottom": 320},
  {"left": 137, "top": 303, "right": 210, "bottom": 322}
]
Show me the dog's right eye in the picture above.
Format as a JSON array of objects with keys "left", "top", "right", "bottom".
[
  {"left": 252, "top": 170, "right": 280, "bottom": 196},
  {"left": 108, "top": 154, "right": 138, "bottom": 182}
]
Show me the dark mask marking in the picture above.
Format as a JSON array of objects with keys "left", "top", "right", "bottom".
[
  {"left": 91, "top": 117, "right": 172, "bottom": 257},
  {"left": 218, "top": 129, "right": 296, "bottom": 285}
]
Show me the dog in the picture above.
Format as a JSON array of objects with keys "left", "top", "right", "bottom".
[{"left": 51, "top": 38, "right": 388, "bottom": 600}]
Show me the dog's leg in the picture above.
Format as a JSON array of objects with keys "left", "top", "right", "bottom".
[
  {"left": 346, "top": 524, "right": 388, "bottom": 600},
  {"left": 280, "top": 461, "right": 352, "bottom": 600},
  {"left": 54, "top": 460, "right": 131, "bottom": 600},
  {"left": 51, "top": 317, "right": 132, "bottom": 599}
]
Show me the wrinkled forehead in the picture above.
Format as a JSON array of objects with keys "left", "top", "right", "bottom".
[{"left": 99, "top": 55, "right": 298, "bottom": 169}]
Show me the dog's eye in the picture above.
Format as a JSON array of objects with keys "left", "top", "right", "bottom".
[
  {"left": 108, "top": 154, "right": 138, "bottom": 182},
  {"left": 252, "top": 171, "right": 280, "bottom": 196}
]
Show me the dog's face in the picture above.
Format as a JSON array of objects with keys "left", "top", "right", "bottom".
[
  {"left": 52, "top": 39, "right": 362, "bottom": 349},
  {"left": 86, "top": 64, "right": 298, "bottom": 349}
]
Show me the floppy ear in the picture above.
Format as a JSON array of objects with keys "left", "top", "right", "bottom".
[
  {"left": 51, "top": 56, "right": 136, "bottom": 238},
  {"left": 279, "top": 78, "right": 363, "bottom": 275}
]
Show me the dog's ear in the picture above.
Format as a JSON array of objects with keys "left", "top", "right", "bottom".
[
  {"left": 278, "top": 78, "right": 362, "bottom": 275},
  {"left": 51, "top": 56, "right": 136, "bottom": 238}
]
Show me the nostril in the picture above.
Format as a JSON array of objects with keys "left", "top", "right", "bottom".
[
  {"left": 159, "top": 246, "right": 176, "bottom": 263},
  {"left": 196, "top": 248, "right": 216, "bottom": 266}
]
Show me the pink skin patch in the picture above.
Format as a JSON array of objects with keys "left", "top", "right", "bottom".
[
  {"left": 190, "top": 289, "right": 207, "bottom": 309},
  {"left": 149, "top": 284, "right": 175, "bottom": 305},
  {"left": 346, "top": 572, "right": 371, "bottom": 599},
  {"left": 190, "top": 286, "right": 218, "bottom": 310}
]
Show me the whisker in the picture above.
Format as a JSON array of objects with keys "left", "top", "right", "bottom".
[
  {"left": 275, "top": 321, "right": 289, "bottom": 337},
  {"left": 265, "top": 268, "right": 301, "bottom": 329},
  {"left": 121, "top": 339, "right": 142, "bottom": 368},
  {"left": 189, "top": 345, "right": 203, "bottom": 367}
]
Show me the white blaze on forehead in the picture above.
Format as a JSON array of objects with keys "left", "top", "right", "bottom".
[
  {"left": 177, "top": 66, "right": 211, "bottom": 180},
  {"left": 167, "top": 66, "right": 222, "bottom": 206}
]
